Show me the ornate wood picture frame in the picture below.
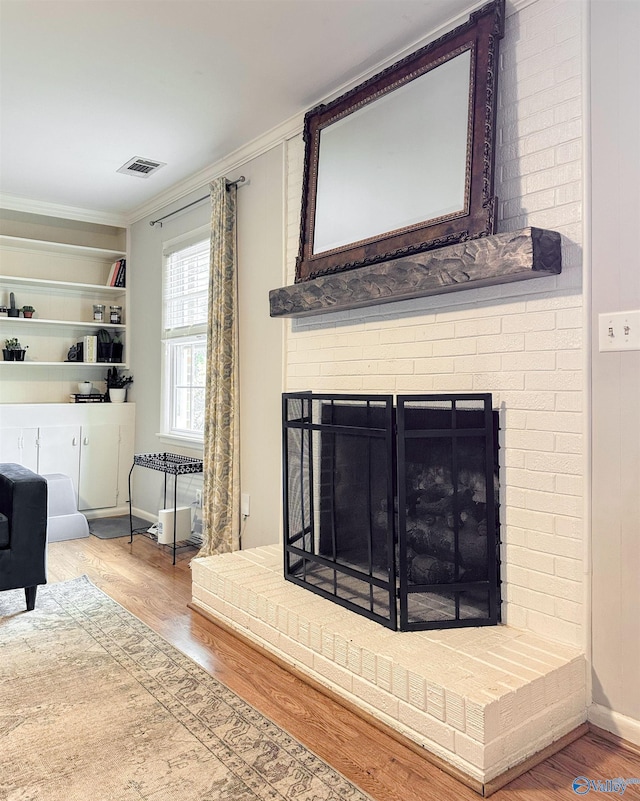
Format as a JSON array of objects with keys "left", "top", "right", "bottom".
[{"left": 295, "top": 0, "right": 505, "bottom": 283}]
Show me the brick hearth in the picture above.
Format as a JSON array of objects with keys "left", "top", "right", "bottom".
[{"left": 191, "top": 545, "right": 587, "bottom": 787}]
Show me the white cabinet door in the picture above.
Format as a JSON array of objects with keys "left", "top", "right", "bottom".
[
  {"left": 0, "top": 427, "right": 39, "bottom": 470},
  {"left": 78, "top": 424, "right": 119, "bottom": 510},
  {"left": 0, "top": 404, "right": 134, "bottom": 514},
  {"left": 0, "top": 428, "right": 22, "bottom": 463},
  {"left": 37, "top": 426, "right": 81, "bottom": 500}
]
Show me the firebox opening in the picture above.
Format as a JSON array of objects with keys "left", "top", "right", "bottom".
[{"left": 283, "top": 393, "right": 501, "bottom": 631}]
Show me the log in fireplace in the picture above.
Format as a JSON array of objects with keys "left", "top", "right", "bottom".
[{"left": 283, "top": 393, "right": 501, "bottom": 630}]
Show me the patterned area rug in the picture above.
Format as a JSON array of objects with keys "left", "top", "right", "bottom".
[{"left": 0, "top": 577, "right": 372, "bottom": 801}]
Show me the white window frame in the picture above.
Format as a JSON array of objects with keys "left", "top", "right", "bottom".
[{"left": 159, "top": 226, "right": 210, "bottom": 447}]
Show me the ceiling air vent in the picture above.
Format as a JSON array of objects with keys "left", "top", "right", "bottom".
[{"left": 117, "top": 157, "right": 166, "bottom": 178}]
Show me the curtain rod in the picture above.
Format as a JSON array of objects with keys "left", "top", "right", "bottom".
[{"left": 149, "top": 176, "right": 246, "bottom": 227}]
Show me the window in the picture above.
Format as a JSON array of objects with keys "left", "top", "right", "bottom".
[{"left": 162, "top": 229, "right": 210, "bottom": 442}]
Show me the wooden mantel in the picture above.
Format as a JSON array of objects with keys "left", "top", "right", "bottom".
[{"left": 269, "top": 227, "right": 561, "bottom": 318}]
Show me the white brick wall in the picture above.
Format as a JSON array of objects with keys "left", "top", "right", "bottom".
[{"left": 282, "top": 0, "right": 585, "bottom": 647}]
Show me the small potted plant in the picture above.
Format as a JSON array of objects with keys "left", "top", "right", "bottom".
[
  {"left": 22, "top": 305, "right": 35, "bottom": 318},
  {"left": 7, "top": 292, "right": 19, "bottom": 317},
  {"left": 3, "top": 338, "right": 28, "bottom": 361},
  {"left": 105, "top": 366, "right": 133, "bottom": 402}
]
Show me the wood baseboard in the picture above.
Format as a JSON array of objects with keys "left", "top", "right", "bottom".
[
  {"left": 189, "top": 599, "right": 588, "bottom": 797},
  {"left": 588, "top": 724, "right": 640, "bottom": 758}
]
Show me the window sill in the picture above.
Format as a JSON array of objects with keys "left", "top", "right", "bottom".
[{"left": 156, "top": 432, "right": 204, "bottom": 453}]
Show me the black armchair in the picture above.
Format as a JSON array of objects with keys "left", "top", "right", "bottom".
[{"left": 0, "top": 463, "right": 48, "bottom": 610}]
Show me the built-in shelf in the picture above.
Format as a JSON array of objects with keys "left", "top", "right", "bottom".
[
  {"left": 1, "top": 316, "right": 125, "bottom": 331},
  {"left": 0, "top": 274, "right": 126, "bottom": 296},
  {"left": 0, "top": 235, "right": 125, "bottom": 262},
  {"left": 0, "top": 362, "right": 125, "bottom": 367},
  {"left": 0, "top": 220, "right": 129, "bottom": 403}
]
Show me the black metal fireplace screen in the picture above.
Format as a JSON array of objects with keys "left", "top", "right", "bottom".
[{"left": 282, "top": 393, "right": 500, "bottom": 631}]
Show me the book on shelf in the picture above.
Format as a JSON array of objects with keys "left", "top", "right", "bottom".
[
  {"left": 114, "top": 258, "right": 126, "bottom": 288},
  {"left": 106, "top": 260, "right": 121, "bottom": 286},
  {"left": 69, "top": 394, "right": 105, "bottom": 403},
  {"left": 106, "top": 258, "right": 126, "bottom": 287},
  {"left": 83, "top": 335, "right": 97, "bottom": 363}
]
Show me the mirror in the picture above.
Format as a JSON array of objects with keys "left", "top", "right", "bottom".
[
  {"left": 296, "top": 0, "right": 505, "bottom": 282},
  {"left": 313, "top": 49, "right": 472, "bottom": 255}
]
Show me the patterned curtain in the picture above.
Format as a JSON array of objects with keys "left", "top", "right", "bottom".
[{"left": 198, "top": 178, "right": 240, "bottom": 557}]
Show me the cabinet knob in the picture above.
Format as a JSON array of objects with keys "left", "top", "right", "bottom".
[
  {"left": 72, "top": 437, "right": 78, "bottom": 446},
  {"left": 83, "top": 437, "right": 89, "bottom": 446}
]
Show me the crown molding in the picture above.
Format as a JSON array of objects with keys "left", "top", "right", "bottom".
[{"left": 0, "top": 193, "right": 129, "bottom": 228}]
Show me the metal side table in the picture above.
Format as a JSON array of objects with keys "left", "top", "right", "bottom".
[{"left": 128, "top": 452, "right": 203, "bottom": 564}]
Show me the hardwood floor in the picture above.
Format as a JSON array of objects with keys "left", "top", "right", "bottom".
[{"left": 45, "top": 534, "right": 640, "bottom": 801}]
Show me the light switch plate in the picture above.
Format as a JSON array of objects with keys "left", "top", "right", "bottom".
[{"left": 598, "top": 310, "right": 640, "bottom": 352}]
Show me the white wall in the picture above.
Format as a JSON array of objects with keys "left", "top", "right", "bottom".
[
  {"left": 283, "top": 0, "right": 586, "bottom": 647},
  {"left": 236, "top": 145, "right": 285, "bottom": 549},
  {"left": 589, "top": 0, "right": 640, "bottom": 738},
  {"left": 128, "top": 147, "right": 284, "bottom": 546}
]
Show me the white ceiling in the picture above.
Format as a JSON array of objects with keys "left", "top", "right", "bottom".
[{"left": 0, "top": 0, "right": 477, "bottom": 222}]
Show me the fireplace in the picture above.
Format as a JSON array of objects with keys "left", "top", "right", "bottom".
[{"left": 283, "top": 393, "right": 500, "bottom": 631}]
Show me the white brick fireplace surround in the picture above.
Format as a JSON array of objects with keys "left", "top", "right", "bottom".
[
  {"left": 191, "top": 0, "right": 588, "bottom": 791},
  {"left": 280, "top": 0, "right": 587, "bottom": 650}
]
